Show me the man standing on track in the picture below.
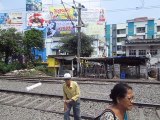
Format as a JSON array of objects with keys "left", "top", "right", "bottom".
[{"left": 63, "top": 73, "right": 81, "bottom": 120}]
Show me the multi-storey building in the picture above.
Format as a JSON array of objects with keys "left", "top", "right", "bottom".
[{"left": 106, "top": 17, "right": 160, "bottom": 59}]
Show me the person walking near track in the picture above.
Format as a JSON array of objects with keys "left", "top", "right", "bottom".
[{"left": 63, "top": 73, "right": 81, "bottom": 120}]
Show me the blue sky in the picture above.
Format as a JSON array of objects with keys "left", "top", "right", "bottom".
[{"left": 0, "top": 0, "right": 160, "bottom": 24}]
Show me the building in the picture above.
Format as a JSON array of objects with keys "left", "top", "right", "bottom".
[{"left": 106, "top": 17, "right": 160, "bottom": 59}]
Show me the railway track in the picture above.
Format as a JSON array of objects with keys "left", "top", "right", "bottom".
[
  {"left": 0, "top": 89, "right": 160, "bottom": 120},
  {"left": 0, "top": 75, "right": 160, "bottom": 104},
  {"left": 0, "top": 75, "right": 160, "bottom": 119},
  {"left": 0, "top": 75, "right": 160, "bottom": 85}
]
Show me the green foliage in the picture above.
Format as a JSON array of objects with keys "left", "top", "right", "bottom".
[
  {"left": 0, "top": 61, "right": 26, "bottom": 74},
  {"left": 60, "top": 33, "right": 94, "bottom": 57},
  {"left": 23, "top": 28, "right": 44, "bottom": 65},
  {"left": 23, "top": 28, "right": 44, "bottom": 51},
  {"left": 35, "top": 65, "right": 48, "bottom": 73},
  {"left": 0, "top": 61, "right": 8, "bottom": 74},
  {"left": 0, "top": 28, "right": 23, "bottom": 64},
  {"left": 35, "top": 65, "right": 55, "bottom": 76}
]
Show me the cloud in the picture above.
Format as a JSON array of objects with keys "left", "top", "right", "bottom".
[{"left": 0, "top": 3, "right": 4, "bottom": 11}]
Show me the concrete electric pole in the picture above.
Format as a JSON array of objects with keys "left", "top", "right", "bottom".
[
  {"left": 61, "top": 0, "right": 84, "bottom": 77},
  {"left": 77, "top": 3, "right": 81, "bottom": 77},
  {"left": 75, "top": 3, "right": 84, "bottom": 77}
]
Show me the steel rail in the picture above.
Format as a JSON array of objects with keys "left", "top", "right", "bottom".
[
  {"left": 0, "top": 75, "right": 160, "bottom": 85},
  {"left": 0, "top": 89, "right": 159, "bottom": 108}
]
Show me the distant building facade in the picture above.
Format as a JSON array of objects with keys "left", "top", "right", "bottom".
[{"left": 106, "top": 17, "right": 160, "bottom": 57}]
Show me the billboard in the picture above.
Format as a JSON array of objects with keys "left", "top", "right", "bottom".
[
  {"left": 27, "top": 12, "right": 50, "bottom": 28},
  {"left": 81, "top": 8, "right": 106, "bottom": 24},
  {"left": 0, "top": 13, "right": 10, "bottom": 24},
  {"left": 26, "top": 0, "right": 42, "bottom": 11},
  {"left": 7, "top": 13, "right": 23, "bottom": 24},
  {"left": 47, "top": 20, "right": 76, "bottom": 38},
  {"left": 0, "top": 12, "right": 23, "bottom": 31},
  {"left": 49, "top": 6, "right": 77, "bottom": 21},
  {"left": 0, "top": 24, "right": 23, "bottom": 31},
  {"left": 82, "top": 22, "right": 105, "bottom": 36}
]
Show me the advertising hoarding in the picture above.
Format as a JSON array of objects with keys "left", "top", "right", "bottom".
[
  {"left": 0, "top": 13, "right": 9, "bottom": 24},
  {"left": 26, "top": 0, "right": 42, "bottom": 11},
  {"left": 27, "top": 12, "right": 50, "bottom": 28},
  {"left": 0, "top": 12, "right": 23, "bottom": 31},
  {"left": 49, "top": 6, "right": 77, "bottom": 21},
  {"left": 8, "top": 13, "right": 23, "bottom": 24},
  {"left": 82, "top": 22, "right": 105, "bottom": 36},
  {"left": 81, "top": 8, "right": 105, "bottom": 24},
  {"left": 47, "top": 20, "right": 76, "bottom": 38}
]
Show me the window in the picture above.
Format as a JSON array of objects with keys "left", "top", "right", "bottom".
[
  {"left": 117, "top": 29, "right": 126, "bottom": 34},
  {"left": 157, "top": 26, "right": 160, "bottom": 32},
  {"left": 138, "top": 50, "right": 146, "bottom": 57},
  {"left": 150, "top": 49, "right": 157, "bottom": 56},
  {"left": 117, "top": 45, "right": 122, "bottom": 51},
  {"left": 117, "top": 37, "right": 126, "bottom": 42},
  {"left": 129, "top": 50, "right": 136, "bottom": 56},
  {"left": 136, "top": 27, "right": 145, "bottom": 33}
]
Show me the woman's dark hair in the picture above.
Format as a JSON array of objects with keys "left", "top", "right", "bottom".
[{"left": 110, "top": 82, "right": 132, "bottom": 104}]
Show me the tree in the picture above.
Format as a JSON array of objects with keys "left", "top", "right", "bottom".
[
  {"left": 60, "top": 33, "right": 94, "bottom": 57},
  {"left": 23, "top": 28, "right": 44, "bottom": 63},
  {"left": 0, "top": 28, "right": 23, "bottom": 64}
]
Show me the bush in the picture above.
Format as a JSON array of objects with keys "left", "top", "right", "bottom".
[
  {"left": 35, "top": 65, "right": 55, "bottom": 76},
  {"left": 0, "top": 61, "right": 9, "bottom": 74},
  {"left": 0, "top": 61, "right": 26, "bottom": 74},
  {"left": 35, "top": 65, "right": 48, "bottom": 73}
]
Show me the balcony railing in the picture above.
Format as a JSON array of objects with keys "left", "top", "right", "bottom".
[{"left": 125, "top": 39, "right": 160, "bottom": 45}]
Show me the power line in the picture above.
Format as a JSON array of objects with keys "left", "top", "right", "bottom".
[
  {"left": 68, "top": 0, "right": 116, "bottom": 3},
  {"left": 60, "top": 0, "right": 75, "bottom": 27},
  {"left": 107, "top": 5, "right": 160, "bottom": 12},
  {"left": 1, "top": 3, "right": 160, "bottom": 13}
]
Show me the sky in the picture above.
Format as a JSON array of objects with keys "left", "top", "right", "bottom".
[{"left": 0, "top": 0, "right": 160, "bottom": 24}]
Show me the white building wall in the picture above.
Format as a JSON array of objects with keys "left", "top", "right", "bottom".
[
  {"left": 117, "top": 34, "right": 127, "bottom": 38},
  {"left": 45, "top": 38, "right": 52, "bottom": 57},
  {"left": 126, "top": 45, "right": 160, "bottom": 57},
  {"left": 117, "top": 23, "right": 127, "bottom": 29},
  {"left": 134, "top": 22, "right": 146, "bottom": 27},
  {"left": 45, "top": 37, "right": 62, "bottom": 56},
  {"left": 108, "top": 18, "right": 160, "bottom": 57},
  {"left": 155, "top": 20, "right": 160, "bottom": 37},
  {"left": 156, "top": 19, "right": 160, "bottom": 26}
]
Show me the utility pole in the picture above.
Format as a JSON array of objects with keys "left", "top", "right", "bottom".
[{"left": 76, "top": 3, "right": 83, "bottom": 77}]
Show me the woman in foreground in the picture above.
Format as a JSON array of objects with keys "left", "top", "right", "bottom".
[{"left": 95, "top": 82, "right": 134, "bottom": 120}]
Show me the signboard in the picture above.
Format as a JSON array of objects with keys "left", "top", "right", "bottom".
[
  {"left": 81, "top": 22, "right": 105, "bottom": 35},
  {"left": 0, "top": 13, "right": 9, "bottom": 24},
  {"left": 81, "top": 8, "right": 106, "bottom": 24},
  {"left": 0, "top": 12, "right": 23, "bottom": 31},
  {"left": 49, "top": 6, "right": 77, "bottom": 21},
  {"left": 0, "top": 24, "right": 23, "bottom": 31},
  {"left": 8, "top": 13, "right": 23, "bottom": 24},
  {"left": 27, "top": 12, "right": 50, "bottom": 28},
  {"left": 26, "top": 0, "right": 42, "bottom": 11},
  {"left": 47, "top": 20, "right": 76, "bottom": 38}
]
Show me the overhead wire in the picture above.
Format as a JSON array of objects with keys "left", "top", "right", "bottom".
[
  {"left": 72, "top": 0, "right": 85, "bottom": 26},
  {"left": 0, "top": 1, "right": 160, "bottom": 13},
  {"left": 107, "top": 5, "right": 160, "bottom": 12},
  {"left": 60, "top": 0, "right": 75, "bottom": 27},
  {"left": 67, "top": 0, "right": 116, "bottom": 3}
]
